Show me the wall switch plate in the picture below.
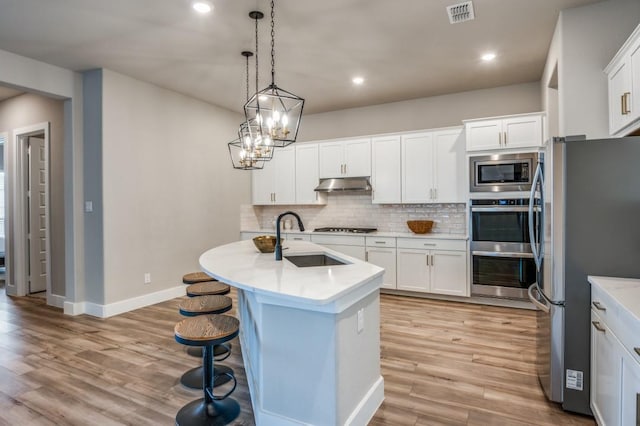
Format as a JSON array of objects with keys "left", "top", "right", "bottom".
[
  {"left": 84, "top": 201, "right": 93, "bottom": 212},
  {"left": 357, "top": 308, "right": 364, "bottom": 333},
  {"left": 144, "top": 273, "right": 151, "bottom": 284}
]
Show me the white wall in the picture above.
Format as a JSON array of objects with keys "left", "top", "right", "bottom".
[
  {"left": 543, "top": 0, "right": 640, "bottom": 138},
  {"left": 299, "top": 82, "right": 541, "bottom": 141},
  {"left": 100, "top": 70, "right": 248, "bottom": 305}
]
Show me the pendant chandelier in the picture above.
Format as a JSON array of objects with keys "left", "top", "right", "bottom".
[
  {"left": 228, "top": 12, "right": 274, "bottom": 170},
  {"left": 244, "top": 0, "right": 304, "bottom": 148}
]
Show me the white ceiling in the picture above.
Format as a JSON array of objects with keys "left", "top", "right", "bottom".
[{"left": 0, "top": 0, "right": 602, "bottom": 114}]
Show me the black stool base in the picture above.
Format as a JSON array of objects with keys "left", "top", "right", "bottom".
[
  {"left": 187, "top": 344, "right": 231, "bottom": 359},
  {"left": 180, "top": 365, "right": 233, "bottom": 390},
  {"left": 175, "top": 398, "right": 240, "bottom": 426}
]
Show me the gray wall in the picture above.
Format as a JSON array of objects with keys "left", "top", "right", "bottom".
[
  {"left": 543, "top": 0, "right": 640, "bottom": 138},
  {"left": 298, "top": 82, "right": 542, "bottom": 141},
  {"left": 0, "top": 93, "right": 66, "bottom": 296},
  {"left": 98, "top": 69, "right": 248, "bottom": 304}
]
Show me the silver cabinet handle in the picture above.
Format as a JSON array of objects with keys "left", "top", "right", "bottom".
[
  {"left": 592, "top": 321, "right": 606, "bottom": 333},
  {"left": 429, "top": 188, "right": 433, "bottom": 199},
  {"left": 622, "top": 92, "right": 631, "bottom": 115},
  {"left": 423, "top": 243, "right": 436, "bottom": 247},
  {"left": 503, "top": 131, "right": 507, "bottom": 146},
  {"left": 621, "top": 94, "right": 626, "bottom": 115},
  {"left": 373, "top": 241, "right": 386, "bottom": 245},
  {"left": 426, "top": 254, "right": 429, "bottom": 266},
  {"left": 431, "top": 255, "right": 434, "bottom": 266},
  {"left": 498, "top": 132, "right": 502, "bottom": 146},
  {"left": 433, "top": 188, "right": 437, "bottom": 200},
  {"left": 365, "top": 251, "right": 369, "bottom": 262},
  {"left": 635, "top": 347, "right": 640, "bottom": 357},
  {"left": 293, "top": 237, "right": 303, "bottom": 241},
  {"left": 344, "top": 164, "right": 347, "bottom": 175},
  {"left": 592, "top": 301, "right": 606, "bottom": 311}
]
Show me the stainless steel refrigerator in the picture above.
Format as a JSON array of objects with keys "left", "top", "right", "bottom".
[{"left": 528, "top": 135, "right": 640, "bottom": 415}]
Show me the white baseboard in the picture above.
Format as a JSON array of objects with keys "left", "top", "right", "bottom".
[
  {"left": 63, "top": 285, "right": 185, "bottom": 318},
  {"left": 345, "top": 376, "right": 385, "bottom": 426},
  {"left": 46, "top": 293, "right": 65, "bottom": 309}
]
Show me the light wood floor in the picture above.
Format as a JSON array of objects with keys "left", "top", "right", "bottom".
[{"left": 0, "top": 286, "right": 595, "bottom": 425}]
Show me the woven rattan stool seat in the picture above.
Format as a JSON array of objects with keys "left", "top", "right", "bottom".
[
  {"left": 182, "top": 271, "right": 217, "bottom": 284},
  {"left": 179, "top": 295, "right": 232, "bottom": 317},
  {"left": 175, "top": 315, "right": 239, "bottom": 347},
  {"left": 186, "top": 281, "right": 230, "bottom": 297}
]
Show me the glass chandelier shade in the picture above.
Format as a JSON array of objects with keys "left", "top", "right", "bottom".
[{"left": 243, "top": 0, "right": 304, "bottom": 148}]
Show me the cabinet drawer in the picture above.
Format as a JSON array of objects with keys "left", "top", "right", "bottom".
[
  {"left": 397, "top": 237, "right": 466, "bottom": 251},
  {"left": 591, "top": 284, "right": 621, "bottom": 332},
  {"left": 365, "top": 236, "right": 397, "bottom": 248},
  {"left": 285, "top": 233, "right": 311, "bottom": 242},
  {"left": 311, "top": 234, "right": 366, "bottom": 246}
]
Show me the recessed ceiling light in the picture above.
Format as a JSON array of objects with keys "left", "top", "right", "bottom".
[
  {"left": 481, "top": 53, "right": 496, "bottom": 62},
  {"left": 192, "top": 1, "right": 213, "bottom": 14},
  {"left": 352, "top": 76, "right": 365, "bottom": 85}
]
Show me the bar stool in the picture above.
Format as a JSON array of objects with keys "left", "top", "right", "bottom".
[
  {"left": 186, "top": 282, "right": 230, "bottom": 297},
  {"left": 178, "top": 295, "right": 234, "bottom": 390},
  {"left": 183, "top": 272, "right": 217, "bottom": 284},
  {"left": 175, "top": 314, "right": 240, "bottom": 425}
]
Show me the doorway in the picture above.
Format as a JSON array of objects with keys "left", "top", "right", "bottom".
[{"left": 4, "top": 123, "right": 51, "bottom": 298}]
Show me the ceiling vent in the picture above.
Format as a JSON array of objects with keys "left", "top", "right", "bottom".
[{"left": 446, "top": 1, "right": 475, "bottom": 24}]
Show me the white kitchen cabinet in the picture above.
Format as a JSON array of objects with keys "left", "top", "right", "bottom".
[
  {"left": 311, "top": 234, "right": 366, "bottom": 261},
  {"left": 295, "top": 143, "right": 327, "bottom": 205},
  {"left": 365, "top": 236, "right": 397, "bottom": 289},
  {"left": 401, "top": 127, "right": 464, "bottom": 203},
  {"left": 605, "top": 23, "right": 640, "bottom": 136},
  {"left": 589, "top": 276, "right": 640, "bottom": 426},
  {"left": 318, "top": 138, "right": 371, "bottom": 178},
  {"left": 371, "top": 135, "right": 401, "bottom": 204},
  {"left": 396, "top": 238, "right": 468, "bottom": 296},
  {"left": 252, "top": 147, "right": 296, "bottom": 205},
  {"left": 464, "top": 113, "right": 544, "bottom": 152}
]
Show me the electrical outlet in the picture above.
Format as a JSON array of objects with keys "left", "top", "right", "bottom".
[
  {"left": 84, "top": 201, "right": 93, "bottom": 212},
  {"left": 357, "top": 308, "right": 364, "bottom": 333},
  {"left": 144, "top": 273, "right": 151, "bottom": 284}
]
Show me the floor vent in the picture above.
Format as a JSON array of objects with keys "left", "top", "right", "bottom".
[{"left": 446, "top": 1, "right": 475, "bottom": 24}]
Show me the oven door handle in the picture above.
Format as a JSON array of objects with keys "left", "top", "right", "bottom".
[
  {"left": 472, "top": 250, "right": 534, "bottom": 258},
  {"left": 528, "top": 283, "right": 550, "bottom": 313},
  {"left": 471, "top": 206, "right": 536, "bottom": 212}
]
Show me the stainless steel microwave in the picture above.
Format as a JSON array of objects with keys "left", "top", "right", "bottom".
[{"left": 469, "top": 152, "right": 538, "bottom": 193}]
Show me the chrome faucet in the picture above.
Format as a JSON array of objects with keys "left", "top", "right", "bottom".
[{"left": 275, "top": 211, "right": 305, "bottom": 261}]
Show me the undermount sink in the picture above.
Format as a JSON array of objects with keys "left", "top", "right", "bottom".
[{"left": 284, "top": 253, "right": 349, "bottom": 267}]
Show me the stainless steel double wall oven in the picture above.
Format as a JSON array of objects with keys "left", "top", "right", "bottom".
[{"left": 469, "top": 152, "right": 541, "bottom": 299}]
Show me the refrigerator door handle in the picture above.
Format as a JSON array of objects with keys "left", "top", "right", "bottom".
[
  {"left": 528, "top": 283, "right": 550, "bottom": 313},
  {"left": 529, "top": 162, "right": 543, "bottom": 270}
]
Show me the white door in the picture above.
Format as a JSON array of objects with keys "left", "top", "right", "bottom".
[
  {"left": 620, "top": 346, "right": 640, "bottom": 426},
  {"left": 590, "top": 312, "right": 621, "bottom": 426},
  {"left": 608, "top": 60, "right": 633, "bottom": 134},
  {"left": 28, "top": 136, "right": 47, "bottom": 293},
  {"left": 629, "top": 39, "right": 640, "bottom": 125},
  {"left": 503, "top": 115, "right": 542, "bottom": 149},
  {"left": 343, "top": 138, "right": 371, "bottom": 177},
  {"left": 401, "top": 133, "right": 433, "bottom": 203},
  {"left": 429, "top": 250, "right": 468, "bottom": 296},
  {"left": 295, "top": 144, "right": 324, "bottom": 205},
  {"left": 465, "top": 120, "right": 502, "bottom": 151},
  {"left": 366, "top": 247, "right": 397, "bottom": 289},
  {"left": 432, "top": 129, "right": 463, "bottom": 203},
  {"left": 371, "top": 136, "right": 401, "bottom": 204},
  {"left": 396, "top": 249, "right": 429, "bottom": 292},
  {"left": 252, "top": 164, "right": 275, "bottom": 205},
  {"left": 318, "top": 141, "right": 344, "bottom": 178},
  {"left": 272, "top": 147, "right": 296, "bottom": 204}
]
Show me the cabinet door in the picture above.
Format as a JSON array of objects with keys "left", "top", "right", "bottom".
[
  {"left": 591, "top": 311, "right": 621, "bottom": 426},
  {"left": 344, "top": 138, "right": 371, "bottom": 177},
  {"left": 273, "top": 147, "right": 296, "bottom": 204},
  {"left": 366, "top": 248, "right": 397, "bottom": 289},
  {"left": 503, "top": 115, "right": 542, "bottom": 149},
  {"left": 396, "top": 249, "right": 429, "bottom": 292},
  {"left": 465, "top": 120, "right": 502, "bottom": 151},
  {"left": 609, "top": 60, "right": 633, "bottom": 135},
  {"left": 252, "top": 164, "right": 275, "bottom": 205},
  {"left": 430, "top": 250, "right": 468, "bottom": 296},
  {"left": 371, "top": 136, "right": 401, "bottom": 204},
  {"left": 630, "top": 39, "right": 640, "bottom": 126},
  {"left": 295, "top": 144, "right": 326, "bottom": 205},
  {"left": 318, "top": 141, "right": 344, "bottom": 178},
  {"left": 401, "top": 133, "right": 434, "bottom": 203},
  {"left": 432, "top": 129, "right": 463, "bottom": 203},
  {"left": 621, "top": 346, "right": 640, "bottom": 426}
]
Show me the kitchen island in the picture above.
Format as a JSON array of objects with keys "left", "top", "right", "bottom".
[{"left": 199, "top": 239, "right": 385, "bottom": 426}]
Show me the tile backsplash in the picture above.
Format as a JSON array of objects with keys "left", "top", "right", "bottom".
[{"left": 241, "top": 193, "right": 467, "bottom": 234}]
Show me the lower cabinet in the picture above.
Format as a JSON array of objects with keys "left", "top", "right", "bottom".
[
  {"left": 310, "top": 234, "right": 366, "bottom": 261},
  {"left": 590, "top": 310, "right": 621, "bottom": 426},
  {"left": 365, "top": 237, "right": 397, "bottom": 289},
  {"left": 621, "top": 344, "right": 640, "bottom": 426},
  {"left": 396, "top": 238, "right": 468, "bottom": 297}
]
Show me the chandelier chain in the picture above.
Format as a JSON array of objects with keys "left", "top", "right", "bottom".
[
  {"left": 270, "top": 0, "right": 275, "bottom": 86},
  {"left": 255, "top": 13, "right": 260, "bottom": 95}
]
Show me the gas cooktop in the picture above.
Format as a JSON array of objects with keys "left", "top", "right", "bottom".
[{"left": 313, "top": 227, "right": 378, "bottom": 234}]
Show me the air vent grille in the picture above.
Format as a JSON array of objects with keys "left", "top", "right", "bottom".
[{"left": 447, "top": 1, "right": 475, "bottom": 24}]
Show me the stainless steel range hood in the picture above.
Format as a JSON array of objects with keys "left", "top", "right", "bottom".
[{"left": 314, "top": 177, "right": 372, "bottom": 192}]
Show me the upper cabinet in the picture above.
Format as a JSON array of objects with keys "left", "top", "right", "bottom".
[
  {"left": 401, "top": 127, "right": 464, "bottom": 204},
  {"left": 464, "top": 112, "right": 544, "bottom": 152},
  {"left": 605, "top": 23, "right": 640, "bottom": 136},
  {"left": 295, "top": 143, "right": 327, "bottom": 205},
  {"left": 251, "top": 147, "right": 296, "bottom": 205},
  {"left": 319, "top": 138, "right": 371, "bottom": 178},
  {"left": 371, "top": 135, "right": 401, "bottom": 204}
]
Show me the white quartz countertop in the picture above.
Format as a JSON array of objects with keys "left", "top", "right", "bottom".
[
  {"left": 588, "top": 276, "right": 640, "bottom": 323},
  {"left": 241, "top": 229, "right": 468, "bottom": 240},
  {"left": 200, "top": 240, "right": 384, "bottom": 306}
]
